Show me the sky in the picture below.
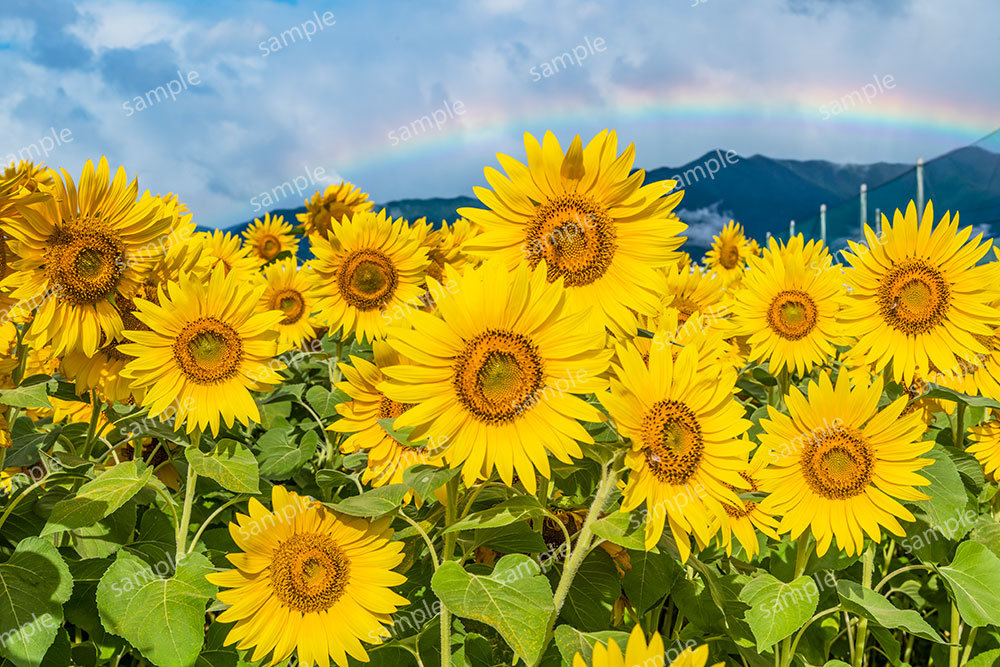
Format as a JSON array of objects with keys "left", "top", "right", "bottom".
[{"left": 0, "top": 0, "right": 997, "bottom": 228}]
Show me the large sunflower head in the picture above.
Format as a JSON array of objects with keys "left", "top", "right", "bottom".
[
  {"left": 119, "top": 267, "right": 286, "bottom": 435},
  {"left": 758, "top": 372, "right": 933, "bottom": 556},
  {"left": 460, "top": 130, "right": 686, "bottom": 334},
  {"left": 1, "top": 158, "right": 177, "bottom": 356},
  {"left": 207, "top": 485, "right": 408, "bottom": 667},
  {"left": 599, "top": 342, "right": 751, "bottom": 558},
  {"left": 703, "top": 220, "right": 751, "bottom": 284},
  {"left": 243, "top": 212, "right": 299, "bottom": 264},
  {"left": 731, "top": 244, "right": 846, "bottom": 375},
  {"left": 842, "top": 201, "right": 1000, "bottom": 384},
  {"left": 256, "top": 258, "right": 320, "bottom": 351},
  {"left": 297, "top": 181, "right": 374, "bottom": 240},
  {"left": 309, "top": 209, "right": 429, "bottom": 343},
  {"left": 572, "top": 625, "right": 721, "bottom": 667},
  {"left": 379, "top": 259, "right": 612, "bottom": 494},
  {"left": 191, "top": 230, "right": 260, "bottom": 284}
]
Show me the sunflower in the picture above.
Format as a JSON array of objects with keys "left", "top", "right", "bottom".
[
  {"left": 460, "top": 130, "right": 686, "bottom": 334},
  {"left": 297, "top": 181, "right": 374, "bottom": 240},
  {"left": 758, "top": 372, "right": 932, "bottom": 556},
  {"left": 1, "top": 158, "right": 176, "bottom": 356},
  {"left": 310, "top": 209, "right": 428, "bottom": 343},
  {"left": 414, "top": 217, "right": 480, "bottom": 284},
  {"left": 244, "top": 212, "right": 299, "bottom": 264},
  {"left": 207, "top": 485, "right": 408, "bottom": 667},
  {"left": 841, "top": 201, "right": 1000, "bottom": 384},
  {"left": 968, "top": 417, "right": 1000, "bottom": 478},
  {"left": 257, "top": 259, "right": 321, "bottom": 350},
  {"left": 379, "top": 260, "right": 611, "bottom": 494},
  {"left": 119, "top": 267, "right": 285, "bottom": 435},
  {"left": 329, "top": 343, "right": 445, "bottom": 499},
  {"left": 193, "top": 230, "right": 259, "bottom": 284},
  {"left": 572, "top": 626, "right": 720, "bottom": 667},
  {"left": 715, "top": 441, "right": 779, "bottom": 558},
  {"left": 599, "top": 342, "right": 751, "bottom": 557},
  {"left": 662, "top": 263, "right": 729, "bottom": 324},
  {"left": 731, "top": 242, "right": 846, "bottom": 375},
  {"left": 703, "top": 220, "right": 751, "bottom": 284}
]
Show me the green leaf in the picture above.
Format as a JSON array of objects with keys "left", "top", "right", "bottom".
[
  {"left": 256, "top": 427, "right": 318, "bottom": 480},
  {"left": 0, "top": 382, "right": 52, "bottom": 409},
  {"left": 315, "top": 469, "right": 356, "bottom": 492},
  {"left": 553, "top": 626, "right": 630, "bottom": 665},
  {"left": 923, "top": 387, "right": 1000, "bottom": 409},
  {"left": 445, "top": 496, "right": 546, "bottom": 533},
  {"left": 590, "top": 512, "right": 645, "bottom": 551},
  {"left": 431, "top": 555, "right": 554, "bottom": 665},
  {"left": 837, "top": 580, "right": 942, "bottom": 641},
  {"left": 41, "top": 461, "right": 153, "bottom": 536},
  {"left": 304, "top": 385, "right": 345, "bottom": 418},
  {"left": 966, "top": 649, "right": 1000, "bottom": 667},
  {"left": 328, "top": 484, "right": 408, "bottom": 517},
  {"left": 97, "top": 551, "right": 217, "bottom": 667},
  {"left": 474, "top": 522, "right": 548, "bottom": 554},
  {"left": 739, "top": 573, "right": 819, "bottom": 651},
  {"left": 0, "top": 538, "right": 73, "bottom": 667},
  {"left": 403, "top": 465, "right": 459, "bottom": 501},
  {"left": 938, "top": 541, "right": 1000, "bottom": 628},
  {"left": 916, "top": 446, "right": 971, "bottom": 530},
  {"left": 463, "top": 633, "right": 494, "bottom": 667},
  {"left": 186, "top": 440, "right": 259, "bottom": 494},
  {"left": 623, "top": 549, "right": 681, "bottom": 613},
  {"left": 560, "top": 549, "right": 621, "bottom": 631},
  {"left": 376, "top": 417, "right": 425, "bottom": 447},
  {"left": 72, "top": 502, "right": 136, "bottom": 559},
  {"left": 195, "top": 622, "right": 238, "bottom": 667}
]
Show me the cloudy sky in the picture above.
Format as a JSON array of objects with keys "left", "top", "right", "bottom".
[{"left": 1, "top": 0, "right": 997, "bottom": 228}]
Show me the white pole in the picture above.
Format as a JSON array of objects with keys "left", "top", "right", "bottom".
[
  {"left": 789, "top": 219, "right": 796, "bottom": 237},
  {"left": 860, "top": 183, "right": 868, "bottom": 237},
  {"left": 875, "top": 207, "right": 881, "bottom": 236},
  {"left": 916, "top": 157, "right": 925, "bottom": 219},
  {"left": 820, "top": 204, "right": 827, "bottom": 245}
]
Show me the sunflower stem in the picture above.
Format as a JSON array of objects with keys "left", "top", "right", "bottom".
[
  {"left": 11, "top": 318, "right": 32, "bottom": 387},
  {"left": 81, "top": 393, "right": 103, "bottom": 460},
  {"left": 176, "top": 434, "right": 200, "bottom": 561},
  {"left": 954, "top": 402, "right": 966, "bottom": 447},
  {"left": 852, "top": 542, "right": 876, "bottom": 667},
  {"left": 950, "top": 600, "right": 963, "bottom": 667},
  {"left": 440, "top": 476, "right": 460, "bottom": 667}
]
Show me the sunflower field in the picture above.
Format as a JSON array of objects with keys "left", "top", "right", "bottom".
[{"left": 2, "top": 130, "right": 1000, "bottom": 667}]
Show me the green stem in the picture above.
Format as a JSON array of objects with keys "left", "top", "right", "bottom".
[
  {"left": 175, "top": 433, "right": 200, "bottom": 560},
  {"left": 440, "top": 476, "right": 460, "bottom": 667},
  {"left": 782, "top": 533, "right": 814, "bottom": 666},
  {"left": 187, "top": 495, "right": 246, "bottom": 556},
  {"left": 11, "top": 319, "right": 32, "bottom": 386},
  {"left": 81, "top": 393, "right": 103, "bottom": 460},
  {"left": 960, "top": 626, "right": 977, "bottom": 666},
  {"left": 954, "top": 403, "right": 966, "bottom": 447},
  {"left": 949, "top": 600, "right": 962, "bottom": 667},
  {"left": 852, "top": 543, "right": 876, "bottom": 667}
]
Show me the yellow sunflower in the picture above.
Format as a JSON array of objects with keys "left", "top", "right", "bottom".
[
  {"left": 599, "top": 342, "right": 751, "bottom": 558},
  {"left": 968, "top": 417, "right": 1000, "bottom": 478},
  {"left": 662, "top": 263, "right": 729, "bottom": 324},
  {"left": 297, "top": 181, "right": 374, "bottom": 240},
  {"left": 379, "top": 260, "right": 611, "bottom": 494},
  {"left": 193, "top": 230, "right": 260, "bottom": 284},
  {"left": 703, "top": 220, "right": 751, "bottom": 284},
  {"left": 731, "top": 243, "right": 846, "bottom": 375},
  {"left": 310, "top": 209, "right": 428, "bottom": 343},
  {"left": 1, "top": 158, "right": 176, "bottom": 356},
  {"left": 119, "top": 267, "right": 285, "bottom": 435},
  {"left": 758, "top": 372, "right": 932, "bottom": 556},
  {"left": 329, "top": 342, "right": 445, "bottom": 498},
  {"left": 413, "top": 217, "right": 480, "bottom": 284},
  {"left": 573, "top": 625, "right": 720, "bottom": 667},
  {"left": 715, "top": 442, "right": 779, "bottom": 558},
  {"left": 243, "top": 212, "right": 299, "bottom": 264},
  {"left": 460, "top": 130, "right": 686, "bottom": 334},
  {"left": 257, "top": 259, "right": 321, "bottom": 350},
  {"left": 841, "top": 201, "right": 1000, "bottom": 384},
  {"left": 207, "top": 485, "right": 408, "bottom": 667}
]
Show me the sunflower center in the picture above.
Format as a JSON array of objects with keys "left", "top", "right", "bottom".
[
  {"left": 271, "top": 288, "right": 305, "bottom": 325},
  {"left": 338, "top": 249, "right": 398, "bottom": 311},
  {"left": 270, "top": 533, "right": 351, "bottom": 614},
  {"left": 877, "top": 259, "right": 950, "bottom": 334},
  {"left": 453, "top": 330, "right": 546, "bottom": 423},
  {"left": 641, "top": 400, "right": 704, "bottom": 485},
  {"left": 325, "top": 201, "right": 353, "bottom": 224},
  {"left": 524, "top": 194, "right": 616, "bottom": 287},
  {"left": 173, "top": 318, "right": 244, "bottom": 384},
  {"left": 47, "top": 226, "right": 126, "bottom": 305},
  {"left": 766, "top": 290, "right": 818, "bottom": 340},
  {"left": 801, "top": 427, "right": 874, "bottom": 499},
  {"left": 378, "top": 394, "right": 413, "bottom": 419},
  {"left": 720, "top": 243, "right": 740, "bottom": 270},
  {"left": 260, "top": 235, "right": 281, "bottom": 260}
]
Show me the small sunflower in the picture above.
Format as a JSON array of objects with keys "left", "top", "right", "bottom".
[
  {"left": 703, "top": 220, "right": 751, "bottom": 284},
  {"left": 599, "top": 342, "right": 751, "bottom": 558},
  {"left": 257, "top": 259, "right": 321, "bottom": 350},
  {"left": 243, "top": 212, "right": 299, "bottom": 264},
  {"left": 573, "top": 625, "right": 720, "bottom": 667},
  {"left": 662, "top": 263, "right": 729, "bottom": 324},
  {"left": 119, "top": 267, "right": 285, "bottom": 435},
  {"left": 193, "top": 230, "right": 260, "bottom": 284},
  {"left": 207, "top": 485, "right": 408, "bottom": 667},
  {"left": 297, "top": 181, "right": 374, "bottom": 240},
  {"left": 380, "top": 260, "right": 611, "bottom": 494},
  {"left": 758, "top": 372, "right": 933, "bottom": 556},
  {"left": 310, "top": 209, "right": 429, "bottom": 343},
  {"left": 841, "top": 201, "right": 1000, "bottom": 384},
  {"left": 715, "top": 442, "right": 779, "bottom": 558},
  {"left": 731, "top": 242, "right": 846, "bottom": 375},
  {"left": 413, "top": 217, "right": 480, "bottom": 284},
  {"left": 460, "top": 130, "right": 686, "bottom": 334},
  {"left": 2, "top": 158, "right": 176, "bottom": 356}
]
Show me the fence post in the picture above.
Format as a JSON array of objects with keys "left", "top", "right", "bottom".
[
  {"left": 820, "top": 204, "right": 827, "bottom": 245},
  {"left": 916, "top": 157, "right": 925, "bottom": 219},
  {"left": 860, "top": 183, "right": 868, "bottom": 238},
  {"left": 789, "top": 219, "right": 795, "bottom": 237},
  {"left": 874, "top": 207, "right": 881, "bottom": 236}
]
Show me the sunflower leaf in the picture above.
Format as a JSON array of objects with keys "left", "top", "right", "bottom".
[
  {"left": 40, "top": 461, "right": 153, "bottom": 537},
  {"left": 938, "top": 541, "right": 1000, "bottom": 628},
  {"left": 0, "top": 382, "right": 52, "bottom": 409},
  {"left": 403, "top": 464, "right": 459, "bottom": 500},
  {"left": 739, "top": 573, "right": 819, "bottom": 651},
  {"left": 444, "top": 496, "right": 547, "bottom": 533},
  {"left": 431, "top": 555, "right": 554, "bottom": 665},
  {"left": 328, "top": 484, "right": 408, "bottom": 517},
  {"left": 837, "top": 579, "right": 943, "bottom": 641},
  {"left": 922, "top": 387, "right": 1000, "bottom": 410},
  {"left": 552, "top": 626, "right": 630, "bottom": 665},
  {"left": 185, "top": 440, "right": 259, "bottom": 494}
]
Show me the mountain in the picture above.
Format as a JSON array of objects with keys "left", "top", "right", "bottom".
[{"left": 225, "top": 145, "right": 1000, "bottom": 257}]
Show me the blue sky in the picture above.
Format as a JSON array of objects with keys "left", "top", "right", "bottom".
[{"left": 1, "top": 0, "right": 997, "bottom": 228}]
